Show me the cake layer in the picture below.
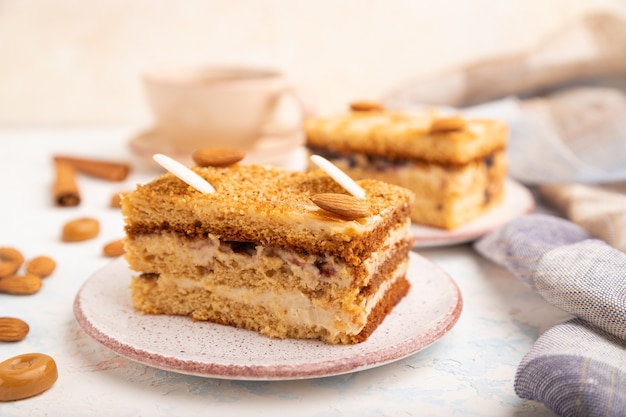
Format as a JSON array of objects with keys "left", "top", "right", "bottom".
[
  {"left": 127, "top": 221, "right": 413, "bottom": 344},
  {"left": 310, "top": 148, "right": 506, "bottom": 198},
  {"left": 123, "top": 164, "right": 414, "bottom": 266},
  {"left": 130, "top": 273, "right": 410, "bottom": 344},
  {"left": 125, "top": 218, "right": 413, "bottom": 291},
  {"left": 304, "top": 110, "right": 508, "bottom": 165},
  {"left": 410, "top": 184, "right": 505, "bottom": 229}
]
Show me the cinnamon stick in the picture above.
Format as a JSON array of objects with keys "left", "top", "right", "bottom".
[
  {"left": 53, "top": 156, "right": 130, "bottom": 182},
  {"left": 53, "top": 161, "right": 80, "bottom": 207}
]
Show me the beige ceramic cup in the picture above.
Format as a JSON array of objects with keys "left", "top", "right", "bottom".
[{"left": 142, "top": 66, "right": 309, "bottom": 153}]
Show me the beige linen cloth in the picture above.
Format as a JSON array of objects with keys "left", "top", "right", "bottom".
[
  {"left": 385, "top": 12, "right": 626, "bottom": 416},
  {"left": 525, "top": 86, "right": 626, "bottom": 253},
  {"left": 471, "top": 88, "right": 626, "bottom": 416},
  {"left": 538, "top": 182, "right": 626, "bottom": 253}
]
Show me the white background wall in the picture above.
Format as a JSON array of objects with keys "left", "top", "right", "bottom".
[{"left": 1, "top": 0, "right": 625, "bottom": 126}]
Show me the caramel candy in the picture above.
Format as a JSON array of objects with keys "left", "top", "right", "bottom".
[{"left": 0, "top": 353, "right": 58, "bottom": 401}]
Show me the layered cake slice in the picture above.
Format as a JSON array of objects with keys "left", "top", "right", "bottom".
[
  {"left": 122, "top": 157, "right": 415, "bottom": 344},
  {"left": 304, "top": 105, "right": 508, "bottom": 229}
]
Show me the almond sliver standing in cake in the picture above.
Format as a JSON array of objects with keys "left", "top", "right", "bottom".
[
  {"left": 152, "top": 153, "right": 216, "bottom": 194},
  {"left": 310, "top": 154, "right": 366, "bottom": 199}
]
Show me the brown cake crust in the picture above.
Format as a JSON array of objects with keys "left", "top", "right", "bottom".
[
  {"left": 350, "top": 276, "right": 410, "bottom": 343},
  {"left": 123, "top": 165, "right": 414, "bottom": 265}
]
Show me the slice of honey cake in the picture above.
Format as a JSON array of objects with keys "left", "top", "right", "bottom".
[
  {"left": 304, "top": 104, "right": 508, "bottom": 229},
  {"left": 122, "top": 156, "right": 415, "bottom": 344}
]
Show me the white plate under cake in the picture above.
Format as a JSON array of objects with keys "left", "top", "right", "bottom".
[{"left": 73, "top": 252, "right": 462, "bottom": 380}]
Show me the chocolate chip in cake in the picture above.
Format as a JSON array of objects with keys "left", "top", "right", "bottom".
[
  {"left": 228, "top": 241, "right": 257, "bottom": 256},
  {"left": 314, "top": 258, "right": 335, "bottom": 277},
  {"left": 484, "top": 154, "right": 494, "bottom": 168}
]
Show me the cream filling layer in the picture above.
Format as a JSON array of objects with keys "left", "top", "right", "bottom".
[
  {"left": 172, "top": 257, "right": 409, "bottom": 338},
  {"left": 131, "top": 219, "right": 413, "bottom": 338},
  {"left": 132, "top": 218, "right": 412, "bottom": 291},
  {"left": 329, "top": 153, "right": 504, "bottom": 197}
]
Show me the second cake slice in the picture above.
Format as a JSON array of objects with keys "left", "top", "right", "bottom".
[{"left": 305, "top": 107, "right": 508, "bottom": 229}]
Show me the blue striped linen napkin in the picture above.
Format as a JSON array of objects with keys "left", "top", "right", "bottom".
[{"left": 474, "top": 214, "right": 626, "bottom": 417}]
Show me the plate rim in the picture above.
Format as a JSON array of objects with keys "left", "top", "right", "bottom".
[{"left": 74, "top": 252, "right": 462, "bottom": 380}]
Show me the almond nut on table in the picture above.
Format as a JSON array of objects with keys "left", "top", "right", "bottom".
[
  {"left": 0, "top": 317, "right": 29, "bottom": 342},
  {"left": 350, "top": 100, "right": 384, "bottom": 112},
  {"left": 103, "top": 239, "right": 125, "bottom": 257},
  {"left": 61, "top": 217, "right": 100, "bottom": 242},
  {"left": 192, "top": 148, "right": 246, "bottom": 167},
  {"left": 25, "top": 256, "right": 56, "bottom": 278},
  {"left": 0, "top": 247, "right": 24, "bottom": 277},
  {"left": 0, "top": 274, "right": 42, "bottom": 295}
]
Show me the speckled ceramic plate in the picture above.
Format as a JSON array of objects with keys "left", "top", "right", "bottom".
[
  {"left": 412, "top": 178, "right": 535, "bottom": 247},
  {"left": 74, "top": 252, "right": 462, "bottom": 380}
]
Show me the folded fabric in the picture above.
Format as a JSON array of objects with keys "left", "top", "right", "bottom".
[
  {"left": 455, "top": 87, "right": 626, "bottom": 185},
  {"left": 475, "top": 214, "right": 626, "bottom": 339},
  {"left": 538, "top": 182, "right": 626, "bottom": 252},
  {"left": 475, "top": 214, "right": 626, "bottom": 416},
  {"left": 514, "top": 87, "right": 626, "bottom": 184},
  {"left": 515, "top": 318, "right": 626, "bottom": 417}
]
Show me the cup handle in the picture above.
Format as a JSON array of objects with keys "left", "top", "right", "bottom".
[{"left": 259, "top": 83, "right": 315, "bottom": 138}]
